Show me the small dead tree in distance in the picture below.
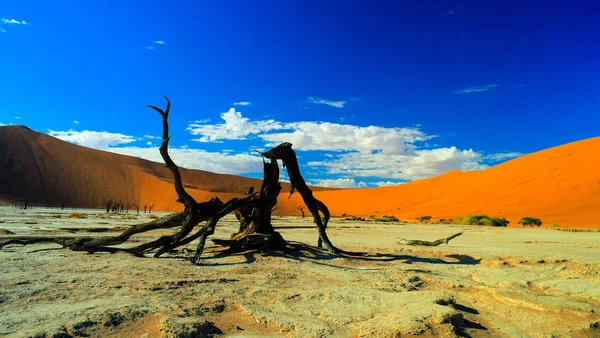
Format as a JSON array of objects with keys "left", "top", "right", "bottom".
[{"left": 296, "top": 205, "right": 306, "bottom": 218}]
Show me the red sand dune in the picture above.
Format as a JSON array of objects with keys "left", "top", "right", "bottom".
[
  {"left": 1, "top": 126, "right": 598, "bottom": 228},
  {"left": 308, "top": 136, "right": 600, "bottom": 228}
]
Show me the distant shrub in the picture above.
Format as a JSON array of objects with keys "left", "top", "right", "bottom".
[
  {"left": 341, "top": 213, "right": 347, "bottom": 217},
  {"left": 551, "top": 222, "right": 560, "bottom": 227},
  {"left": 370, "top": 215, "right": 399, "bottom": 222},
  {"left": 453, "top": 214, "right": 509, "bottom": 227},
  {"left": 68, "top": 212, "right": 86, "bottom": 219},
  {"left": 518, "top": 217, "right": 542, "bottom": 227},
  {"left": 431, "top": 220, "right": 441, "bottom": 224},
  {"left": 416, "top": 216, "right": 432, "bottom": 224},
  {"left": 52, "top": 214, "right": 62, "bottom": 218},
  {"left": 148, "top": 214, "right": 159, "bottom": 220}
]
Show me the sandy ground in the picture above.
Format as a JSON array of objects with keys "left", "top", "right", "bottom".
[{"left": 1, "top": 208, "right": 599, "bottom": 338}]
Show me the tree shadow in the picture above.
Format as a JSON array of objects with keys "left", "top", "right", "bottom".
[{"left": 188, "top": 240, "right": 482, "bottom": 268}]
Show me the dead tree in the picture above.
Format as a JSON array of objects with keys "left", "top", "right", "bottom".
[
  {"left": 148, "top": 204, "right": 154, "bottom": 213},
  {"left": 125, "top": 201, "right": 134, "bottom": 213},
  {"left": 397, "top": 232, "right": 463, "bottom": 246},
  {"left": 143, "top": 204, "right": 148, "bottom": 213},
  {"left": 0, "top": 96, "right": 356, "bottom": 263},
  {"left": 103, "top": 197, "right": 113, "bottom": 213},
  {"left": 296, "top": 205, "right": 306, "bottom": 218}
]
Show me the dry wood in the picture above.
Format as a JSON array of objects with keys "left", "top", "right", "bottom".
[
  {"left": 396, "top": 232, "right": 463, "bottom": 246},
  {"left": 0, "top": 96, "right": 358, "bottom": 263},
  {"left": 259, "top": 143, "right": 365, "bottom": 256}
]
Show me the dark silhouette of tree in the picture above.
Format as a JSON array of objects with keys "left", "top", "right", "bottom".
[
  {"left": 103, "top": 197, "right": 113, "bottom": 213},
  {"left": 296, "top": 205, "right": 306, "bottom": 218}
]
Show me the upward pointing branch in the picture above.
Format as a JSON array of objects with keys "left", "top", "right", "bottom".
[{"left": 146, "top": 96, "right": 197, "bottom": 209}]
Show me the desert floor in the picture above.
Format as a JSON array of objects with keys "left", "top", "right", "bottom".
[{"left": 1, "top": 207, "right": 599, "bottom": 338}]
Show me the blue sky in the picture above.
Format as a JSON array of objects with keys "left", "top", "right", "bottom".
[{"left": 1, "top": 1, "right": 598, "bottom": 187}]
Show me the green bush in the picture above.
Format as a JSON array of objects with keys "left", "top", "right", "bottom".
[
  {"left": 416, "top": 215, "right": 432, "bottom": 224},
  {"left": 370, "top": 215, "right": 399, "bottom": 222},
  {"left": 453, "top": 214, "right": 509, "bottom": 227},
  {"left": 551, "top": 222, "right": 560, "bottom": 227},
  {"left": 518, "top": 217, "right": 542, "bottom": 227}
]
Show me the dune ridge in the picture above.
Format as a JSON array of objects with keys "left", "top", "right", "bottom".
[{"left": 0, "top": 125, "right": 598, "bottom": 228}]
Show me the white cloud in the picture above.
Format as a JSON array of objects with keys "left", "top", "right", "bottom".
[
  {"left": 111, "top": 147, "right": 263, "bottom": 175},
  {"left": 233, "top": 101, "right": 252, "bottom": 106},
  {"left": 374, "top": 181, "right": 403, "bottom": 187},
  {"left": 143, "top": 134, "right": 160, "bottom": 139},
  {"left": 186, "top": 108, "right": 519, "bottom": 181},
  {"left": 515, "top": 84, "right": 524, "bottom": 88},
  {"left": 73, "top": 120, "right": 79, "bottom": 124},
  {"left": 308, "top": 146, "right": 487, "bottom": 181},
  {"left": 1, "top": 18, "right": 28, "bottom": 25},
  {"left": 153, "top": 40, "right": 166, "bottom": 44},
  {"left": 187, "top": 108, "right": 286, "bottom": 142},
  {"left": 14, "top": 117, "right": 20, "bottom": 120},
  {"left": 146, "top": 141, "right": 152, "bottom": 146},
  {"left": 307, "top": 96, "right": 346, "bottom": 108},
  {"left": 0, "top": 28, "right": 6, "bottom": 33},
  {"left": 453, "top": 84, "right": 499, "bottom": 95},
  {"left": 189, "top": 109, "right": 432, "bottom": 154},
  {"left": 145, "top": 46, "right": 155, "bottom": 50},
  {"left": 446, "top": 10, "right": 457, "bottom": 15},
  {"left": 310, "top": 178, "right": 367, "bottom": 188},
  {"left": 260, "top": 122, "right": 431, "bottom": 153},
  {"left": 484, "top": 152, "right": 523, "bottom": 162},
  {"left": 47, "top": 130, "right": 137, "bottom": 150}
]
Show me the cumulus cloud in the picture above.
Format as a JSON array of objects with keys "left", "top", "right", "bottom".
[
  {"left": 111, "top": 147, "right": 263, "bottom": 175},
  {"left": 307, "top": 97, "right": 346, "bottom": 108},
  {"left": 143, "top": 134, "right": 160, "bottom": 140},
  {"left": 233, "top": 101, "right": 252, "bottom": 106},
  {"left": 153, "top": 40, "right": 165, "bottom": 44},
  {"left": 73, "top": 120, "right": 79, "bottom": 124},
  {"left": 48, "top": 130, "right": 137, "bottom": 150},
  {"left": 14, "top": 117, "right": 20, "bottom": 120},
  {"left": 190, "top": 109, "right": 432, "bottom": 153},
  {"left": 260, "top": 122, "right": 431, "bottom": 153},
  {"left": 453, "top": 84, "right": 499, "bottom": 95},
  {"left": 187, "top": 108, "right": 286, "bottom": 142},
  {"left": 0, "top": 28, "right": 6, "bottom": 33},
  {"left": 308, "top": 146, "right": 488, "bottom": 181},
  {"left": 310, "top": 178, "right": 367, "bottom": 188},
  {"left": 186, "top": 108, "right": 504, "bottom": 181}
]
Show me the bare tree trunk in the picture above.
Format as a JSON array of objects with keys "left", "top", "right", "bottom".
[
  {"left": 259, "top": 143, "right": 364, "bottom": 256},
  {"left": 0, "top": 97, "right": 359, "bottom": 263}
]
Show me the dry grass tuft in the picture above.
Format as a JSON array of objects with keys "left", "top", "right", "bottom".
[{"left": 68, "top": 212, "right": 87, "bottom": 219}]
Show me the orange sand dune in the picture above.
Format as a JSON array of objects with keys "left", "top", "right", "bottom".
[
  {"left": 1, "top": 126, "right": 598, "bottom": 228},
  {"left": 307, "top": 136, "right": 600, "bottom": 228},
  {"left": 0, "top": 126, "right": 328, "bottom": 212}
]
